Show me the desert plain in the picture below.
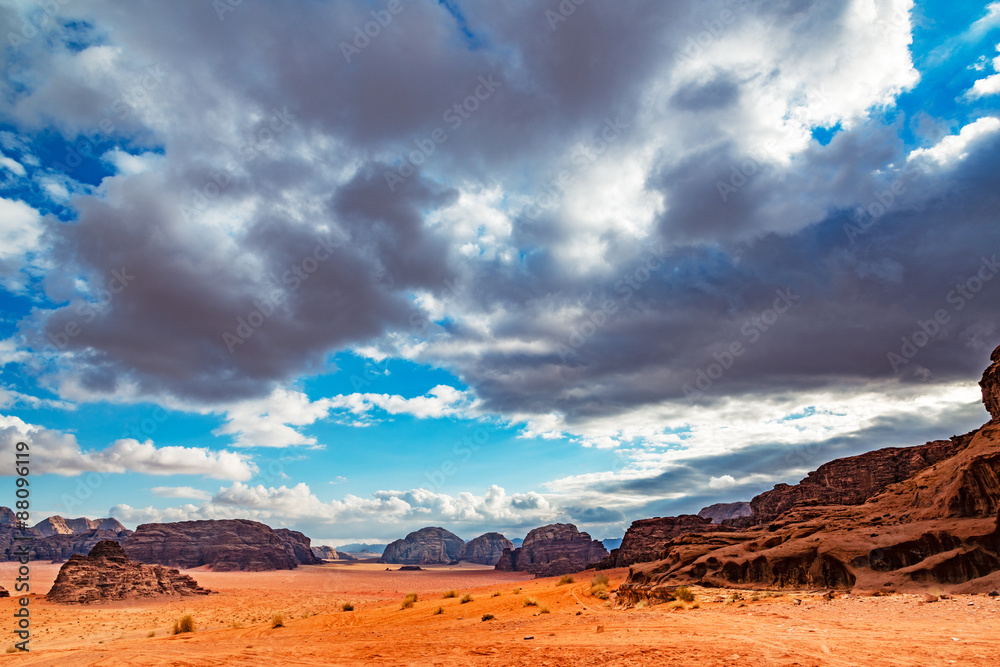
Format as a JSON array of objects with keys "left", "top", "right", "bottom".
[{"left": 2, "top": 560, "right": 998, "bottom": 666}]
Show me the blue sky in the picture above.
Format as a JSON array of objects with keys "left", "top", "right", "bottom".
[{"left": 1, "top": 0, "right": 999, "bottom": 545}]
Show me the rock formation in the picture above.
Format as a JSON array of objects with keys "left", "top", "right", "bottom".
[
  {"left": 33, "top": 515, "right": 126, "bottom": 537},
  {"left": 982, "top": 345, "right": 1000, "bottom": 421},
  {"left": 725, "top": 434, "right": 973, "bottom": 529},
  {"left": 458, "top": 532, "right": 513, "bottom": 565},
  {"left": 30, "top": 529, "right": 132, "bottom": 562},
  {"left": 698, "top": 502, "right": 752, "bottom": 524},
  {"left": 378, "top": 527, "right": 465, "bottom": 565},
  {"left": 123, "top": 519, "right": 298, "bottom": 571},
  {"left": 617, "top": 345, "right": 1000, "bottom": 602},
  {"left": 48, "top": 540, "right": 211, "bottom": 604},
  {"left": 312, "top": 545, "right": 356, "bottom": 561},
  {"left": 0, "top": 507, "right": 17, "bottom": 525},
  {"left": 596, "top": 515, "right": 720, "bottom": 569},
  {"left": 495, "top": 523, "right": 608, "bottom": 576},
  {"left": 335, "top": 543, "right": 386, "bottom": 554},
  {"left": 274, "top": 528, "right": 322, "bottom": 565}
]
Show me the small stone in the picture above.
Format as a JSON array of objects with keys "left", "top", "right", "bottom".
[
  {"left": 922, "top": 593, "right": 939, "bottom": 603},
  {"left": 793, "top": 598, "right": 802, "bottom": 605},
  {"left": 988, "top": 591, "right": 999, "bottom": 597},
  {"left": 523, "top": 636, "right": 533, "bottom": 640}
]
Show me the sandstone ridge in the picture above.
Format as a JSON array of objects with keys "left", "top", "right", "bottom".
[
  {"left": 379, "top": 527, "right": 464, "bottom": 565},
  {"left": 459, "top": 532, "right": 513, "bottom": 565},
  {"left": 495, "top": 523, "right": 608, "bottom": 577},
  {"left": 123, "top": 519, "right": 298, "bottom": 571}
]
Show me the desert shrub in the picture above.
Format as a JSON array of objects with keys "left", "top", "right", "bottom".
[
  {"left": 590, "top": 573, "right": 610, "bottom": 599},
  {"left": 689, "top": 600, "right": 700, "bottom": 609},
  {"left": 172, "top": 615, "right": 195, "bottom": 635},
  {"left": 147, "top": 631, "right": 156, "bottom": 638},
  {"left": 460, "top": 593, "right": 474, "bottom": 604},
  {"left": 674, "top": 586, "right": 695, "bottom": 602},
  {"left": 592, "top": 573, "right": 609, "bottom": 587},
  {"left": 231, "top": 621, "right": 243, "bottom": 629},
  {"left": 635, "top": 600, "right": 647, "bottom": 609},
  {"left": 513, "top": 587, "right": 522, "bottom": 594},
  {"left": 592, "top": 587, "right": 608, "bottom": 600},
  {"left": 402, "top": 592, "right": 419, "bottom": 608},
  {"left": 667, "top": 600, "right": 686, "bottom": 611},
  {"left": 5, "top": 646, "right": 17, "bottom": 654},
  {"left": 271, "top": 614, "right": 284, "bottom": 628},
  {"left": 342, "top": 602, "right": 355, "bottom": 611},
  {"left": 433, "top": 606, "right": 444, "bottom": 615},
  {"left": 492, "top": 591, "right": 501, "bottom": 597},
  {"left": 557, "top": 575, "right": 574, "bottom": 585},
  {"left": 539, "top": 606, "right": 550, "bottom": 614},
  {"left": 442, "top": 589, "right": 459, "bottom": 598},
  {"left": 523, "top": 597, "right": 538, "bottom": 607},
  {"left": 481, "top": 613, "right": 495, "bottom": 621}
]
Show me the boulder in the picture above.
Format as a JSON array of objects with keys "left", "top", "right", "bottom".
[
  {"left": 48, "top": 540, "right": 211, "bottom": 604},
  {"left": 123, "top": 519, "right": 298, "bottom": 571},
  {"left": 379, "top": 527, "right": 465, "bottom": 565},
  {"left": 274, "top": 528, "right": 322, "bottom": 565},
  {"left": 495, "top": 523, "right": 608, "bottom": 577},
  {"left": 459, "top": 532, "right": 513, "bottom": 565}
]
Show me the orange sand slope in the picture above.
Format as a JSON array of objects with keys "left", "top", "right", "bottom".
[{"left": 2, "top": 562, "right": 999, "bottom": 666}]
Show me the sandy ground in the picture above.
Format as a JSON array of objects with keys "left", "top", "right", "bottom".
[{"left": 1, "top": 561, "right": 999, "bottom": 666}]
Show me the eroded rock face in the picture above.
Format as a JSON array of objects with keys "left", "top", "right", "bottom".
[
  {"left": 727, "top": 434, "right": 973, "bottom": 528},
  {"left": 698, "top": 502, "right": 752, "bottom": 524},
  {"left": 495, "top": 523, "right": 608, "bottom": 576},
  {"left": 48, "top": 541, "right": 211, "bottom": 604},
  {"left": 459, "top": 532, "right": 513, "bottom": 565},
  {"left": 597, "top": 515, "right": 720, "bottom": 569},
  {"left": 274, "top": 528, "right": 322, "bottom": 565},
  {"left": 33, "top": 516, "right": 126, "bottom": 537},
  {"left": 378, "top": 527, "right": 465, "bottom": 565},
  {"left": 123, "top": 519, "right": 298, "bottom": 571},
  {"left": 981, "top": 346, "right": 1000, "bottom": 421},
  {"left": 618, "top": 345, "right": 1000, "bottom": 601}
]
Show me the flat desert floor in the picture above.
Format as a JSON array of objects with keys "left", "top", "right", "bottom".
[{"left": 1, "top": 561, "right": 999, "bottom": 666}]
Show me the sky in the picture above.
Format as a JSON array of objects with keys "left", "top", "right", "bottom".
[{"left": 0, "top": 0, "right": 999, "bottom": 546}]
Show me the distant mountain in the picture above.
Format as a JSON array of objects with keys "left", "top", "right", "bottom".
[
  {"left": 602, "top": 538, "right": 623, "bottom": 551},
  {"left": 511, "top": 538, "right": 523, "bottom": 547},
  {"left": 697, "top": 502, "right": 751, "bottom": 524},
  {"left": 335, "top": 542, "right": 387, "bottom": 554},
  {"left": 33, "top": 515, "right": 127, "bottom": 537}
]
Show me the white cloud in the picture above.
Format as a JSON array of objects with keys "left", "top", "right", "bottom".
[
  {"left": 708, "top": 474, "right": 737, "bottom": 490},
  {"left": 0, "top": 197, "right": 42, "bottom": 284},
  {"left": 907, "top": 116, "right": 1000, "bottom": 166},
  {"left": 327, "top": 385, "right": 477, "bottom": 422},
  {"left": 150, "top": 486, "right": 212, "bottom": 500},
  {"left": 965, "top": 43, "right": 1000, "bottom": 99},
  {"left": 0, "top": 414, "right": 257, "bottom": 480},
  {"left": 0, "top": 150, "right": 26, "bottom": 176}
]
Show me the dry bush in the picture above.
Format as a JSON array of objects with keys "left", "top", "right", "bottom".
[
  {"left": 674, "top": 586, "right": 695, "bottom": 602},
  {"left": 460, "top": 593, "right": 474, "bottom": 604},
  {"left": 172, "top": 615, "right": 195, "bottom": 635},
  {"left": 401, "top": 592, "right": 419, "bottom": 608},
  {"left": 481, "top": 613, "right": 495, "bottom": 621},
  {"left": 271, "top": 614, "right": 284, "bottom": 628},
  {"left": 442, "top": 589, "right": 459, "bottom": 598},
  {"left": 492, "top": 591, "right": 501, "bottom": 597},
  {"left": 433, "top": 606, "right": 444, "bottom": 615},
  {"left": 540, "top": 606, "right": 550, "bottom": 614},
  {"left": 342, "top": 602, "right": 354, "bottom": 611},
  {"left": 557, "top": 575, "right": 574, "bottom": 585},
  {"left": 523, "top": 597, "right": 538, "bottom": 607}
]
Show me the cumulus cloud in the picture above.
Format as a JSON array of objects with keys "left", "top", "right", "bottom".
[{"left": 0, "top": 415, "right": 257, "bottom": 480}]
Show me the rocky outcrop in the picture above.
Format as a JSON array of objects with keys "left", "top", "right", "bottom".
[
  {"left": 335, "top": 543, "right": 386, "bottom": 554},
  {"left": 123, "top": 519, "right": 298, "bottom": 571},
  {"left": 379, "top": 527, "right": 465, "bottom": 565},
  {"left": 312, "top": 545, "right": 357, "bottom": 561},
  {"left": 982, "top": 345, "right": 1000, "bottom": 421},
  {"left": 30, "top": 529, "right": 132, "bottom": 562},
  {"left": 458, "top": 532, "right": 513, "bottom": 565},
  {"left": 33, "top": 515, "right": 126, "bottom": 537},
  {"left": 618, "top": 345, "right": 1000, "bottom": 602},
  {"left": 726, "top": 434, "right": 974, "bottom": 529},
  {"left": 48, "top": 540, "right": 211, "bottom": 604},
  {"left": 274, "top": 528, "right": 322, "bottom": 565},
  {"left": 699, "top": 502, "right": 752, "bottom": 524},
  {"left": 0, "top": 507, "right": 16, "bottom": 525},
  {"left": 597, "top": 515, "right": 720, "bottom": 569},
  {"left": 495, "top": 523, "right": 608, "bottom": 577}
]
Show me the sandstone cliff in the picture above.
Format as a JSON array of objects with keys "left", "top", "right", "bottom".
[
  {"left": 982, "top": 345, "right": 1000, "bottom": 421},
  {"left": 48, "top": 540, "right": 211, "bottom": 604},
  {"left": 30, "top": 528, "right": 132, "bottom": 562},
  {"left": 458, "top": 532, "right": 513, "bottom": 565},
  {"left": 617, "top": 345, "right": 1000, "bottom": 602},
  {"left": 596, "top": 515, "right": 719, "bottom": 569},
  {"left": 495, "top": 523, "right": 608, "bottom": 576},
  {"left": 124, "top": 519, "right": 298, "bottom": 571},
  {"left": 274, "top": 528, "right": 322, "bottom": 565},
  {"left": 698, "top": 502, "right": 751, "bottom": 524},
  {"left": 312, "top": 545, "right": 357, "bottom": 561},
  {"left": 379, "top": 527, "right": 465, "bottom": 565}
]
